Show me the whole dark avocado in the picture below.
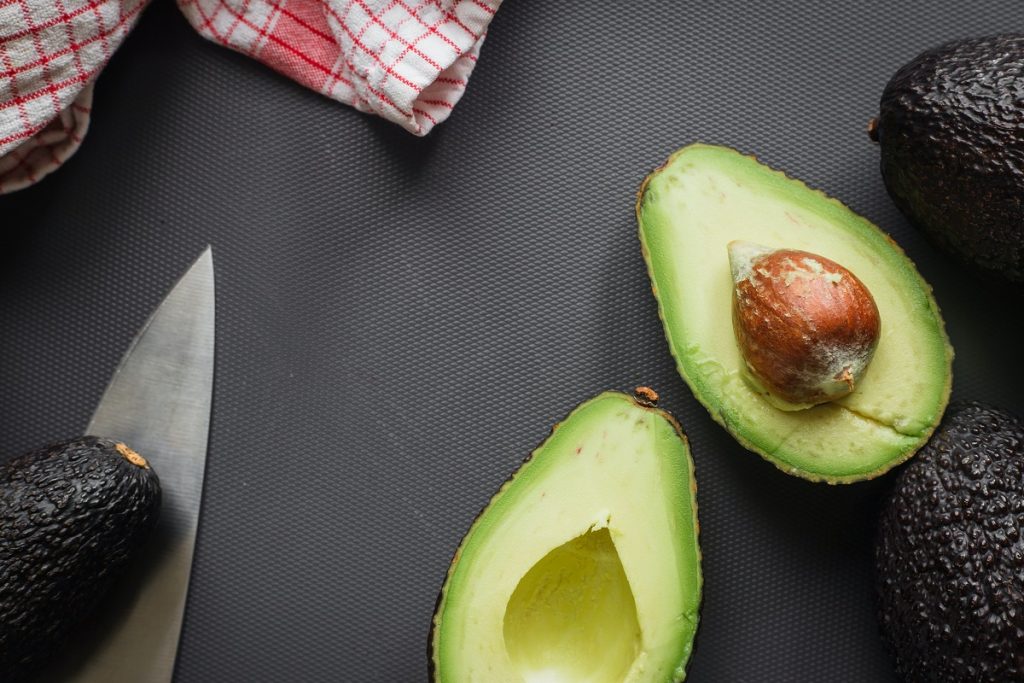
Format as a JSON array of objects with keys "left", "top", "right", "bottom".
[
  {"left": 0, "top": 437, "right": 161, "bottom": 680},
  {"left": 872, "top": 35, "right": 1024, "bottom": 287},
  {"left": 875, "top": 403, "right": 1024, "bottom": 682}
]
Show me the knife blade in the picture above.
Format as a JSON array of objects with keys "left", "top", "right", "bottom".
[{"left": 40, "top": 247, "right": 216, "bottom": 682}]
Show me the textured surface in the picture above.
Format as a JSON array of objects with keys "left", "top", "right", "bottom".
[
  {"left": 1, "top": 0, "right": 1024, "bottom": 680},
  {"left": 877, "top": 35, "right": 1024, "bottom": 286},
  {"left": 0, "top": 438, "right": 161, "bottom": 679},
  {"left": 876, "top": 403, "right": 1024, "bottom": 682}
]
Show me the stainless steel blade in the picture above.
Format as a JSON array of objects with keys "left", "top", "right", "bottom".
[{"left": 44, "top": 248, "right": 215, "bottom": 683}]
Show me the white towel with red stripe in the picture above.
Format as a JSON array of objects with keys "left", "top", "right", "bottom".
[{"left": 0, "top": 0, "right": 501, "bottom": 193}]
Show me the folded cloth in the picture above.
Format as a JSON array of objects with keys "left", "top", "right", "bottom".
[
  {"left": 0, "top": 0, "right": 146, "bottom": 193},
  {"left": 0, "top": 0, "right": 501, "bottom": 194},
  {"left": 180, "top": 0, "right": 500, "bottom": 135}
]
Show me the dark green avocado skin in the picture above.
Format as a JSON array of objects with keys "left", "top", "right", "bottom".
[
  {"left": 876, "top": 35, "right": 1024, "bottom": 287},
  {"left": 875, "top": 403, "right": 1024, "bottom": 682},
  {"left": 0, "top": 437, "right": 161, "bottom": 680}
]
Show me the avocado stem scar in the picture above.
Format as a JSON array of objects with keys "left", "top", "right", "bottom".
[
  {"left": 867, "top": 117, "right": 879, "bottom": 143},
  {"left": 116, "top": 443, "right": 149, "bottom": 469},
  {"left": 633, "top": 386, "right": 660, "bottom": 406}
]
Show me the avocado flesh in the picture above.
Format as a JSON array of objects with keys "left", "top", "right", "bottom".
[
  {"left": 637, "top": 144, "right": 952, "bottom": 482},
  {"left": 430, "top": 391, "right": 701, "bottom": 682}
]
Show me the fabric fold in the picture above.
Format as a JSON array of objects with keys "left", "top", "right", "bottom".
[
  {"left": 180, "top": 0, "right": 501, "bottom": 136},
  {"left": 1, "top": 0, "right": 502, "bottom": 193},
  {"left": 0, "top": 83, "right": 92, "bottom": 193},
  {"left": 0, "top": 0, "right": 146, "bottom": 193}
]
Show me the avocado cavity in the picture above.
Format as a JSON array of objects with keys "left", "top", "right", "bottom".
[{"left": 503, "top": 527, "right": 641, "bottom": 682}]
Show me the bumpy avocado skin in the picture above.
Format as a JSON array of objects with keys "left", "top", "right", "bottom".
[
  {"left": 0, "top": 437, "right": 161, "bottom": 680},
  {"left": 876, "top": 35, "right": 1024, "bottom": 286},
  {"left": 875, "top": 403, "right": 1024, "bottom": 682}
]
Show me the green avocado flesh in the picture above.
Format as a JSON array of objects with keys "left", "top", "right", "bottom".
[
  {"left": 430, "top": 391, "right": 701, "bottom": 682},
  {"left": 637, "top": 144, "right": 952, "bottom": 482}
]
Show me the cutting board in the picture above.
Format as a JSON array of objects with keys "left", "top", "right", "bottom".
[{"left": 3, "top": 1, "right": 1024, "bottom": 680}]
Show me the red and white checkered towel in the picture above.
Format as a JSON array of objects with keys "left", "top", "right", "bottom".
[{"left": 0, "top": 0, "right": 501, "bottom": 194}]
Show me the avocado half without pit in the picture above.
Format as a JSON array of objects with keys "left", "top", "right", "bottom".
[
  {"left": 429, "top": 389, "right": 701, "bottom": 682},
  {"left": 637, "top": 144, "right": 952, "bottom": 482}
]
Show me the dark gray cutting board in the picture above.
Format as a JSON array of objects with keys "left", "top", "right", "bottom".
[{"left": 3, "top": 1, "right": 1024, "bottom": 681}]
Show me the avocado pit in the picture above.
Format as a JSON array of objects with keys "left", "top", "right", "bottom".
[{"left": 728, "top": 241, "right": 881, "bottom": 411}]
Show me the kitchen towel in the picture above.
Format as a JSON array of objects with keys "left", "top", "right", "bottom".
[{"left": 0, "top": 0, "right": 501, "bottom": 194}]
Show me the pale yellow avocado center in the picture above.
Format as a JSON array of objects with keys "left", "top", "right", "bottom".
[{"left": 503, "top": 528, "right": 642, "bottom": 682}]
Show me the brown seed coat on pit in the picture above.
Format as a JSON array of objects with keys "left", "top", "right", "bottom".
[{"left": 732, "top": 248, "right": 881, "bottom": 406}]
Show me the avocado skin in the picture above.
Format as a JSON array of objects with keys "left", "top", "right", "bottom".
[
  {"left": 876, "top": 35, "right": 1024, "bottom": 287},
  {"left": 875, "top": 403, "right": 1024, "bottom": 682},
  {"left": 0, "top": 437, "right": 161, "bottom": 680}
]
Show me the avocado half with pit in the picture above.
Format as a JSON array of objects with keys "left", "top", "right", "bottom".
[
  {"left": 429, "top": 389, "right": 701, "bottom": 682},
  {"left": 637, "top": 144, "right": 952, "bottom": 482}
]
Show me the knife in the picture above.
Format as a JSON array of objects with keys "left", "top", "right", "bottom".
[{"left": 38, "top": 247, "right": 216, "bottom": 682}]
